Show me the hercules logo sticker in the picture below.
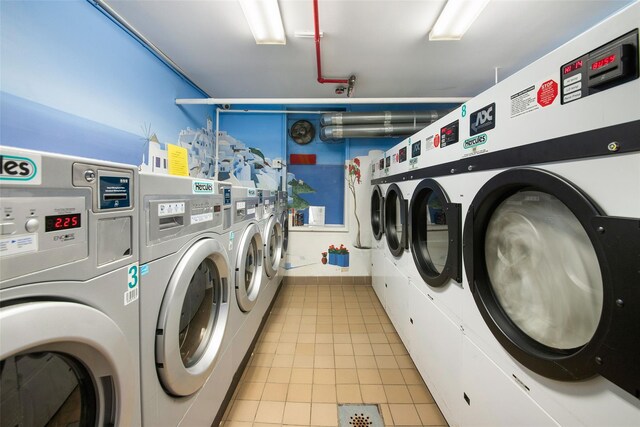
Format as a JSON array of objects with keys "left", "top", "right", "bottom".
[
  {"left": 470, "top": 103, "right": 495, "bottom": 136},
  {"left": 0, "top": 152, "right": 41, "bottom": 185}
]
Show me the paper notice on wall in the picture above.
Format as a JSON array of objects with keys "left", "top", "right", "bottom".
[
  {"left": 308, "top": 206, "right": 325, "bottom": 226},
  {"left": 167, "top": 144, "right": 189, "bottom": 176}
]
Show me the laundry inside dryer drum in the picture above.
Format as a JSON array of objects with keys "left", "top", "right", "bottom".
[
  {"left": 0, "top": 353, "right": 97, "bottom": 426},
  {"left": 484, "top": 190, "right": 603, "bottom": 350},
  {"left": 180, "top": 258, "right": 221, "bottom": 368}
]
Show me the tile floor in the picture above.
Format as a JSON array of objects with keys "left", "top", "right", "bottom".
[{"left": 221, "top": 280, "right": 448, "bottom": 426}]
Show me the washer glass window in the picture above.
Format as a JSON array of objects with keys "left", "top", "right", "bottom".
[
  {"left": 180, "top": 258, "right": 220, "bottom": 367},
  {"left": 0, "top": 352, "right": 96, "bottom": 426},
  {"left": 485, "top": 190, "right": 603, "bottom": 349},
  {"left": 245, "top": 237, "right": 259, "bottom": 293},
  {"left": 424, "top": 192, "right": 449, "bottom": 273},
  {"left": 268, "top": 228, "right": 280, "bottom": 266}
]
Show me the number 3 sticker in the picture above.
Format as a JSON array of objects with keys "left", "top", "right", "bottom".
[{"left": 128, "top": 263, "right": 139, "bottom": 289}]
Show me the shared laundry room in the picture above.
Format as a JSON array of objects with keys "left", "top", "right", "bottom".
[{"left": 1, "top": 1, "right": 639, "bottom": 426}]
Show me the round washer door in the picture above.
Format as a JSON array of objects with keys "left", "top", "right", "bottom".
[
  {"left": 236, "top": 223, "right": 264, "bottom": 312},
  {"left": 384, "top": 183, "right": 407, "bottom": 257},
  {"left": 156, "top": 238, "right": 230, "bottom": 396},
  {"left": 264, "top": 215, "right": 283, "bottom": 278},
  {"left": 371, "top": 185, "right": 384, "bottom": 240},
  {"left": 280, "top": 212, "right": 289, "bottom": 256},
  {"left": 464, "top": 168, "right": 620, "bottom": 382},
  {"left": 0, "top": 302, "right": 138, "bottom": 426},
  {"left": 410, "top": 179, "right": 461, "bottom": 287}
]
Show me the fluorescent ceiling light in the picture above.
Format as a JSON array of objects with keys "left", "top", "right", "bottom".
[
  {"left": 239, "top": 0, "right": 286, "bottom": 45},
  {"left": 429, "top": 0, "right": 490, "bottom": 41}
]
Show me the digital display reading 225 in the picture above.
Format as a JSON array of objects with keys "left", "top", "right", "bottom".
[
  {"left": 591, "top": 54, "right": 616, "bottom": 71},
  {"left": 45, "top": 213, "right": 81, "bottom": 232}
]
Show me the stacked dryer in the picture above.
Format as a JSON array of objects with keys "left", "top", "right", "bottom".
[
  {"left": 371, "top": 3, "right": 640, "bottom": 426},
  {"left": 137, "top": 173, "right": 236, "bottom": 426},
  {"left": 0, "top": 148, "right": 141, "bottom": 426}
]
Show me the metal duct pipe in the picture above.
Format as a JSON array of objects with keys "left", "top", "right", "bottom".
[
  {"left": 320, "top": 123, "right": 429, "bottom": 140},
  {"left": 320, "top": 110, "right": 441, "bottom": 126}
]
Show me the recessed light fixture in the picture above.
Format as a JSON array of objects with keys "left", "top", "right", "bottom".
[
  {"left": 429, "top": 0, "right": 490, "bottom": 41},
  {"left": 239, "top": 0, "right": 286, "bottom": 45}
]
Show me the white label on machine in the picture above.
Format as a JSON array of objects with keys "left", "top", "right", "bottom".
[
  {"left": 510, "top": 77, "right": 558, "bottom": 118},
  {"left": 237, "top": 201, "right": 246, "bottom": 210},
  {"left": 191, "top": 213, "right": 213, "bottom": 224},
  {"left": 563, "top": 73, "right": 581, "bottom": 86},
  {"left": 265, "top": 199, "right": 270, "bottom": 205},
  {"left": 247, "top": 208, "right": 256, "bottom": 215},
  {"left": 0, "top": 150, "right": 41, "bottom": 185},
  {"left": 0, "top": 234, "right": 38, "bottom": 257},
  {"left": 125, "top": 262, "right": 139, "bottom": 306},
  {"left": 158, "top": 202, "right": 185, "bottom": 217},
  {"left": 564, "top": 81, "right": 582, "bottom": 94},
  {"left": 563, "top": 91, "right": 582, "bottom": 103}
]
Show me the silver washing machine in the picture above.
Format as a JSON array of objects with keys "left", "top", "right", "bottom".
[
  {"left": 261, "top": 189, "right": 284, "bottom": 290},
  {"left": 138, "top": 173, "right": 233, "bottom": 426},
  {"left": 276, "top": 190, "right": 289, "bottom": 275},
  {"left": 0, "top": 147, "right": 140, "bottom": 426}
]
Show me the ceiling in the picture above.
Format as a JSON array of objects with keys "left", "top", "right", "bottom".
[{"left": 103, "top": 0, "right": 633, "bottom": 100}]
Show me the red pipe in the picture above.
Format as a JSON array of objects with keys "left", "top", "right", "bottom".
[{"left": 313, "top": 0, "right": 349, "bottom": 84}]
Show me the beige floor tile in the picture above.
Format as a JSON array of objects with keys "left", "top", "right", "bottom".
[
  {"left": 355, "top": 355, "right": 378, "bottom": 369},
  {"left": 276, "top": 342, "right": 296, "bottom": 355},
  {"left": 337, "top": 384, "right": 362, "bottom": 403},
  {"left": 267, "top": 367, "right": 292, "bottom": 383},
  {"left": 298, "top": 333, "right": 316, "bottom": 343},
  {"left": 349, "top": 323, "right": 367, "bottom": 333},
  {"left": 227, "top": 400, "right": 259, "bottom": 422},
  {"left": 316, "top": 323, "right": 334, "bottom": 333},
  {"left": 312, "top": 384, "right": 337, "bottom": 402},
  {"left": 316, "top": 343, "right": 335, "bottom": 355},
  {"left": 334, "top": 343, "right": 354, "bottom": 356},
  {"left": 389, "top": 403, "right": 421, "bottom": 425},
  {"left": 313, "top": 368, "right": 336, "bottom": 384},
  {"left": 254, "top": 401, "right": 285, "bottom": 424},
  {"left": 287, "top": 383, "right": 312, "bottom": 402},
  {"left": 415, "top": 403, "right": 447, "bottom": 425},
  {"left": 368, "top": 333, "right": 388, "bottom": 343},
  {"left": 353, "top": 343, "right": 374, "bottom": 356},
  {"left": 332, "top": 323, "right": 349, "bottom": 333},
  {"left": 401, "top": 369, "right": 423, "bottom": 385},
  {"left": 386, "top": 332, "right": 401, "bottom": 344},
  {"left": 243, "top": 366, "right": 270, "bottom": 383},
  {"left": 315, "top": 355, "right": 336, "bottom": 369},
  {"left": 382, "top": 324, "right": 396, "bottom": 333},
  {"left": 296, "top": 342, "right": 315, "bottom": 355},
  {"left": 299, "top": 323, "right": 317, "bottom": 333},
  {"left": 379, "top": 403, "right": 394, "bottom": 425},
  {"left": 236, "top": 382, "right": 265, "bottom": 400},
  {"left": 271, "top": 354, "right": 294, "bottom": 368},
  {"left": 261, "top": 332, "right": 281, "bottom": 343},
  {"left": 282, "top": 402, "right": 311, "bottom": 425},
  {"left": 366, "top": 324, "right": 384, "bottom": 333},
  {"left": 293, "top": 354, "right": 315, "bottom": 368},
  {"left": 280, "top": 333, "right": 298, "bottom": 343},
  {"left": 384, "top": 385, "right": 413, "bottom": 403},
  {"left": 375, "top": 355, "right": 400, "bottom": 369},
  {"left": 335, "top": 355, "right": 356, "bottom": 369},
  {"left": 222, "top": 421, "right": 252, "bottom": 427},
  {"left": 391, "top": 343, "right": 409, "bottom": 356},
  {"left": 261, "top": 383, "right": 288, "bottom": 401},
  {"left": 317, "top": 315, "right": 333, "bottom": 324},
  {"left": 301, "top": 315, "right": 317, "bottom": 324},
  {"left": 256, "top": 341, "right": 278, "bottom": 354},
  {"left": 357, "top": 369, "right": 382, "bottom": 385},
  {"left": 250, "top": 353, "right": 274, "bottom": 367},
  {"left": 371, "top": 343, "right": 394, "bottom": 356},
  {"left": 282, "top": 323, "right": 300, "bottom": 334},
  {"left": 360, "top": 384, "right": 387, "bottom": 403},
  {"left": 316, "top": 333, "right": 334, "bottom": 343},
  {"left": 408, "top": 384, "right": 434, "bottom": 404},
  {"left": 351, "top": 333, "right": 370, "bottom": 344},
  {"left": 380, "top": 369, "right": 406, "bottom": 385},
  {"left": 290, "top": 368, "right": 314, "bottom": 384},
  {"left": 332, "top": 315, "right": 349, "bottom": 324},
  {"left": 395, "top": 355, "right": 416, "bottom": 369},
  {"left": 310, "top": 403, "right": 338, "bottom": 426},
  {"left": 363, "top": 315, "right": 381, "bottom": 324},
  {"left": 333, "top": 333, "right": 351, "bottom": 343},
  {"left": 335, "top": 368, "right": 359, "bottom": 384}
]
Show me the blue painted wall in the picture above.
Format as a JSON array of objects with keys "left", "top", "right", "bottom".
[{"left": 1, "top": 0, "right": 212, "bottom": 165}]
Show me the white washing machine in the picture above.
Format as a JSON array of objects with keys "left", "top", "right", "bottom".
[
  {"left": 371, "top": 3, "right": 640, "bottom": 426},
  {"left": 0, "top": 147, "right": 141, "bottom": 426},
  {"left": 260, "top": 189, "right": 284, "bottom": 291},
  {"left": 138, "top": 173, "right": 234, "bottom": 427}
]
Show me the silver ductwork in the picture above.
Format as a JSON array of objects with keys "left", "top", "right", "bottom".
[
  {"left": 320, "top": 123, "right": 429, "bottom": 140},
  {"left": 320, "top": 110, "right": 441, "bottom": 126}
]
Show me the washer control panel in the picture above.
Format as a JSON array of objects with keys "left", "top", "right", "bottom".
[{"left": 561, "top": 29, "right": 638, "bottom": 104}]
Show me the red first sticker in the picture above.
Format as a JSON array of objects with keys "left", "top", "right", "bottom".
[
  {"left": 537, "top": 80, "right": 558, "bottom": 107},
  {"left": 434, "top": 134, "right": 440, "bottom": 148}
]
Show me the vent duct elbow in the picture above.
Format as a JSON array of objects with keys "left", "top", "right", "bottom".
[{"left": 320, "top": 123, "right": 430, "bottom": 140}]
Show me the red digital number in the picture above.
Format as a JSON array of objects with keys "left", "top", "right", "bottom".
[
  {"left": 55, "top": 218, "right": 63, "bottom": 228},
  {"left": 591, "top": 54, "right": 615, "bottom": 70},
  {"left": 71, "top": 216, "right": 78, "bottom": 227},
  {"left": 63, "top": 217, "right": 71, "bottom": 227}
]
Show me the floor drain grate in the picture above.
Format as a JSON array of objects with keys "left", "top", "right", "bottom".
[{"left": 338, "top": 404, "right": 384, "bottom": 427}]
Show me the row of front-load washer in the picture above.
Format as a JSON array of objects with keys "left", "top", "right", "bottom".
[
  {"left": 0, "top": 147, "right": 288, "bottom": 426},
  {"left": 371, "top": 4, "right": 639, "bottom": 427}
]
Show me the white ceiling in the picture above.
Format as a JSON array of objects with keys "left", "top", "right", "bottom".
[{"left": 103, "top": 0, "right": 633, "bottom": 100}]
